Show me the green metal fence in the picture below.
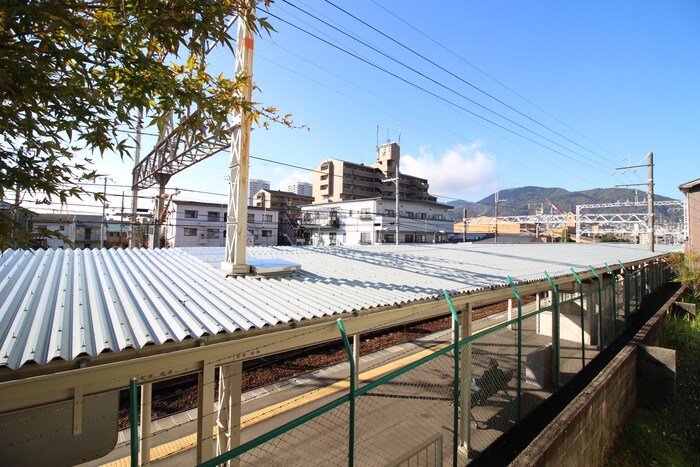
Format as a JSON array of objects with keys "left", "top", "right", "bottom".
[{"left": 129, "top": 258, "right": 672, "bottom": 466}]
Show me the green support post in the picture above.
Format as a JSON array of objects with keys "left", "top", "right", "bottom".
[
  {"left": 442, "top": 290, "right": 460, "bottom": 467},
  {"left": 336, "top": 319, "right": 355, "bottom": 467},
  {"left": 570, "top": 268, "right": 586, "bottom": 368},
  {"left": 588, "top": 266, "right": 604, "bottom": 349},
  {"left": 543, "top": 272, "right": 560, "bottom": 391},
  {"left": 506, "top": 277, "right": 523, "bottom": 423},
  {"left": 617, "top": 261, "right": 630, "bottom": 323},
  {"left": 605, "top": 263, "right": 617, "bottom": 338},
  {"left": 130, "top": 378, "right": 139, "bottom": 467}
]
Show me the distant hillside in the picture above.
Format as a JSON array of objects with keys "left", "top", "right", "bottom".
[{"left": 446, "top": 186, "right": 680, "bottom": 220}]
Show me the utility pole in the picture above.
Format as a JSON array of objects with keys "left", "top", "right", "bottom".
[
  {"left": 494, "top": 191, "right": 507, "bottom": 244},
  {"left": 101, "top": 177, "right": 108, "bottom": 248},
  {"left": 384, "top": 174, "right": 400, "bottom": 245},
  {"left": 130, "top": 111, "right": 143, "bottom": 248},
  {"left": 462, "top": 208, "right": 467, "bottom": 242},
  {"left": 614, "top": 152, "right": 655, "bottom": 252},
  {"left": 647, "top": 152, "right": 654, "bottom": 251},
  {"left": 222, "top": 13, "right": 254, "bottom": 274}
]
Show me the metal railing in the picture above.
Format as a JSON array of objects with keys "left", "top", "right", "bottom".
[{"left": 125, "top": 258, "right": 671, "bottom": 466}]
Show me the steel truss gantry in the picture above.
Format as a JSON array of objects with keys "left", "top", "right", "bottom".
[{"left": 575, "top": 201, "right": 688, "bottom": 244}]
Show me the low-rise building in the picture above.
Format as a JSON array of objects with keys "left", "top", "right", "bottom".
[
  {"left": 300, "top": 197, "right": 453, "bottom": 246},
  {"left": 164, "top": 200, "right": 278, "bottom": 248},
  {"left": 74, "top": 215, "right": 104, "bottom": 249},
  {"left": 679, "top": 178, "right": 700, "bottom": 254},
  {"left": 253, "top": 189, "right": 314, "bottom": 245},
  {"left": 31, "top": 213, "right": 77, "bottom": 248}
]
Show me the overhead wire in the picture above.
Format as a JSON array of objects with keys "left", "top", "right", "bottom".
[
  {"left": 318, "top": 0, "right": 616, "bottom": 168},
  {"left": 367, "top": 0, "right": 622, "bottom": 162},
  {"left": 265, "top": 7, "right": 615, "bottom": 177}
]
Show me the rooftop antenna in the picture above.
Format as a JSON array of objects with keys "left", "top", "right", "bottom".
[
  {"left": 386, "top": 128, "right": 390, "bottom": 144},
  {"left": 398, "top": 126, "right": 402, "bottom": 146}
]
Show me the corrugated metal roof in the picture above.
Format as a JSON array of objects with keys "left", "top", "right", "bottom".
[{"left": 0, "top": 243, "right": 673, "bottom": 370}]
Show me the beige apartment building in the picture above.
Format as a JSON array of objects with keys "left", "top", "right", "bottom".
[{"left": 312, "top": 142, "right": 436, "bottom": 204}]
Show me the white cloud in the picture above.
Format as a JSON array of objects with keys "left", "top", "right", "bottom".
[{"left": 400, "top": 143, "right": 498, "bottom": 199}]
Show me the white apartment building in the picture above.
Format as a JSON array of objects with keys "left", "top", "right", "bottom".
[
  {"left": 165, "top": 200, "right": 278, "bottom": 247},
  {"left": 287, "top": 181, "right": 313, "bottom": 197},
  {"left": 31, "top": 213, "right": 77, "bottom": 248},
  {"left": 300, "top": 197, "right": 454, "bottom": 246}
]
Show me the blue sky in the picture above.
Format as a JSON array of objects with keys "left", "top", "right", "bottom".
[{"left": 75, "top": 0, "right": 699, "bottom": 215}]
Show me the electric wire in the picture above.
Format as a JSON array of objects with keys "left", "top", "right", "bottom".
[
  {"left": 264, "top": 9, "right": 614, "bottom": 176},
  {"left": 319, "top": 0, "right": 616, "bottom": 168},
  {"left": 367, "top": 0, "right": 622, "bottom": 161}
]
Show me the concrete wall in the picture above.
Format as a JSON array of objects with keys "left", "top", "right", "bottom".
[{"left": 511, "top": 287, "right": 681, "bottom": 467}]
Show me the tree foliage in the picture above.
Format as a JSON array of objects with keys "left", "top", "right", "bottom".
[
  {"left": 1, "top": 0, "right": 283, "bottom": 248},
  {"left": 668, "top": 251, "right": 700, "bottom": 300}
]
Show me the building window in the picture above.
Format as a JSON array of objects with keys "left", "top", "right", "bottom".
[
  {"left": 247, "top": 213, "right": 255, "bottom": 223},
  {"left": 405, "top": 211, "right": 415, "bottom": 218},
  {"left": 261, "top": 230, "right": 272, "bottom": 237},
  {"left": 384, "top": 209, "right": 394, "bottom": 217},
  {"left": 416, "top": 234, "right": 426, "bottom": 243},
  {"left": 360, "top": 232, "right": 371, "bottom": 244},
  {"left": 320, "top": 174, "right": 328, "bottom": 181},
  {"left": 59, "top": 225, "right": 65, "bottom": 231},
  {"left": 207, "top": 229, "right": 220, "bottom": 238},
  {"left": 184, "top": 228, "right": 197, "bottom": 236},
  {"left": 360, "top": 208, "right": 372, "bottom": 220},
  {"left": 263, "top": 214, "right": 273, "bottom": 223},
  {"left": 329, "top": 232, "right": 337, "bottom": 246},
  {"left": 418, "top": 212, "right": 427, "bottom": 219},
  {"left": 405, "top": 234, "right": 414, "bottom": 243},
  {"left": 320, "top": 184, "right": 328, "bottom": 190},
  {"left": 320, "top": 163, "right": 330, "bottom": 171},
  {"left": 207, "top": 212, "right": 220, "bottom": 222},
  {"left": 384, "top": 233, "right": 394, "bottom": 244},
  {"left": 84, "top": 228, "right": 92, "bottom": 240},
  {"left": 184, "top": 210, "right": 198, "bottom": 219},
  {"left": 432, "top": 214, "right": 444, "bottom": 220}
]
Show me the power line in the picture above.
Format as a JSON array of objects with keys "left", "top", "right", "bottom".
[
  {"left": 367, "top": 0, "right": 621, "bottom": 162},
  {"left": 265, "top": 8, "right": 613, "bottom": 175},
  {"left": 319, "top": 0, "right": 616, "bottom": 168}
]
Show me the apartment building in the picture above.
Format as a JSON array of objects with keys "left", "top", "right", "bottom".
[
  {"left": 253, "top": 189, "right": 314, "bottom": 245},
  {"left": 248, "top": 179, "right": 270, "bottom": 205},
  {"left": 31, "top": 213, "right": 77, "bottom": 248},
  {"left": 312, "top": 142, "right": 436, "bottom": 204},
  {"left": 165, "top": 200, "right": 278, "bottom": 247},
  {"left": 287, "top": 181, "right": 313, "bottom": 197},
  {"left": 300, "top": 197, "right": 453, "bottom": 246}
]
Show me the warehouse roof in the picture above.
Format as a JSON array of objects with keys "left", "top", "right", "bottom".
[{"left": 0, "top": 243, "right": 672, "bottom": 370}]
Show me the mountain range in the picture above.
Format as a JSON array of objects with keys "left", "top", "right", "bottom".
[{"left": 445, "top": 186, "right": 680, "bottom": 220}]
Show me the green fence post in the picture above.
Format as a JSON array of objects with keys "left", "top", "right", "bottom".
[
  {"left": 569, "top": 268, "right": 586, "bottom": 368},
  {"left": 336, "top": 319, "right": 355, "bottom": 467},
  {"left": 130, "top": 377, "right": 139, "bottom": 467},
  {"left": 506, "top": 277, "right": 523, "bottom": 423},
  {"left": 617, "top": 261, "right": 630, "bottom": 324},
  {"left": 605, "top": 263, "right": 617, "bottom": 338},
  {"left": 442, "top": 290, "right": 460, "bottom": 467},
  {"left": 588, "top": 266, "right": 604, "bottom": 349},
  {"left": 543, "top": 272, "right": 560, "bottom": 391}
]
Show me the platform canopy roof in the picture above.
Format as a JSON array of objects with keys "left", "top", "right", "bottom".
[{"left": 0, "top": 243, "right": 673, "bottom": 370}]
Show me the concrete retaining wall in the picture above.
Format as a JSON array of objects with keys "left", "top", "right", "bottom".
[{"left": 510, "top": 289, "right": 682, "bottom": 467}]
